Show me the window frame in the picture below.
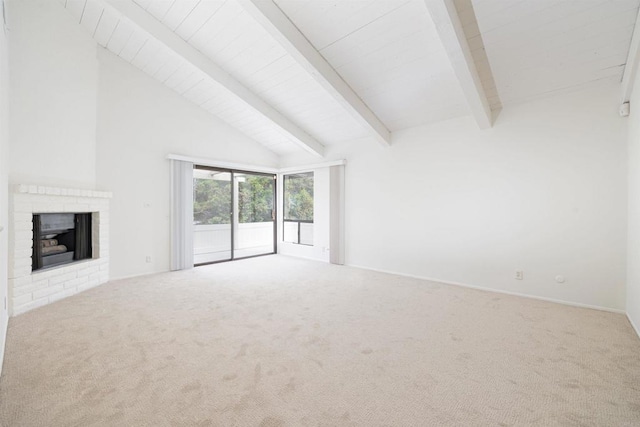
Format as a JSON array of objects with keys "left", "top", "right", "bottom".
[{"left": 282, "top": 171, "right": 314, "bottom": 246}]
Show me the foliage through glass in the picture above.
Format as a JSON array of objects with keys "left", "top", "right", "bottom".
[
  {"left": 283, "top": 172, "right": 314, "bottom": 221},
  {"left": 193, "top": 171, "right": 274, "bottom": 225}
]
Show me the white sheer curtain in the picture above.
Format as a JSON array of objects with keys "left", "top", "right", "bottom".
[
  {"left": 330, "top": 165, "right": 345, "bottom": 265},
  {"left": 170, "top": 159, "right": 194, "bottom": 270}
]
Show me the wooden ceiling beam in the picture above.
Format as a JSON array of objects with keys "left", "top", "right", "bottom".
[
  {"left": 104, "top": 0, "right": 325, "bottom": 157},
  {"left": 239, "top": 0, "right": 391, "bottom": 147},
  {"left": 424, "top": 0, "right": 493, "bottom": 129},
  {"left": 621, "top": 7, "right": 640, "bottom": 104}
]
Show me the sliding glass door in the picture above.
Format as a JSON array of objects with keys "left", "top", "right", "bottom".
[
  {"left": 193, "top": 166, "right": 276, "bottom": 265},
  {"left": 234, "top": 172, "right": 276, "bottom": 258},
  {"left": 193, "top": 168, "right": 233, "bottom": 264}
]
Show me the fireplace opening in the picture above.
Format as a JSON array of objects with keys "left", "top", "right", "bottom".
[{"left": 32, "top": 213, "right": 92, "bottom": 271}]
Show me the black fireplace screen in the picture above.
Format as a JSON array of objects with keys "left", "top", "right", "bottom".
[{"left": 32, "top": 213, "right": 92, "bottom": 271}]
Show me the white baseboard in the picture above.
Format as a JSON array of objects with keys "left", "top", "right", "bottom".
[
  {"left": 628, "top": 314, "right": 640, "bottom": 339},
  {"left": 346, "top": 263, "right": 626, "bottom": 315},
  {"left": 277, "top": 253, "right": 329, "bottom": 263},
  {"left": 110, "top": 270, "right": 167, "bottom": 281},
  {"left": 0, "top": 311, "right": 8, "bottom": 377}
]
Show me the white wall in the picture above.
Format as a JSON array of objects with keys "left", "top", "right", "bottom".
[
  {"left": 0, "top": 0, "right": 10, "bottom": 374},
  {"left": 95, "top": 48, "right": 279, "bottom": 280},
  {"left": 284, "top": 82, "right": 628, "bottom": 311},
  {"left": 4, "top": 0, "right": 281, "bottom": 282},
  {"left": 627, "top": 68, "right": 640, "bottom": 335},
  {"left": 7, "top": 0, "right": 97, "bottom": 189}
]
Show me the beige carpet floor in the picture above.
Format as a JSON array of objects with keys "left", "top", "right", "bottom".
[{"left": 1, "top": 256, "right": 639, "bottom": 426}]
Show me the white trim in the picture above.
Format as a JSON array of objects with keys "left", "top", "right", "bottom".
[
  {"left": 15, "top": 184, "right": 112, "bottom": 198},
  {"left": 166, "top": 154, "right": 279, "bottom": 174},
  {"left": 0, "top": 311, "right": 7, "bottom": 377},
  {"left": 104, "top": 0, "right": 324, "bottom": 157},
  {"left": 628, "top": 314, "right": 640, "bottom": 339},
  {"left": 278, "top": 253, "right": 329, "bottom": 263},
  {"left": 622, "top": 7, "right": 640, "bottom": 103},
  {"left": 238, "top": 0, "right": 391, "bottom": 147},
  {"left": 109, "top": 270, "right": 167, "bottom": 282},
  {"left": 278, "top": 160, "right": 346, "bottom": 174},
  {"left": 424, "top": 0, "right": 492, "bottom": 129},
  {"left": 166, "top": 154, "right": 345, "bottom": 174},
  {"left": 347, "top": 263, "right": 626, "bottom": 314}
]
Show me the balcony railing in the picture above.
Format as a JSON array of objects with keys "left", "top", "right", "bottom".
[
  {"left": 193, "top": 222, "right": 274, "bottom": 263},
  {"left": 283, "top": 219, "right": 313, "bottom": 246},
  {"left": 193, "top": 220, "right": 314, "bottom": 264}
]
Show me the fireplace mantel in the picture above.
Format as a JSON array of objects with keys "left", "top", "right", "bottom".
[{"left": 8, "top": 184, "right": 112, "bottom": 316}]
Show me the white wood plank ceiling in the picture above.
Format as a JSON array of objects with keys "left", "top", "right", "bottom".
[
  {"left": 275, "top": 0, "right": 471, "bottom": 131},
  {"left": 141, "top": 0, "right": 369, "bottom": 145},
  {"left": 57, "top": 0, "right": 640, "bottom": 157},
  {"left": 469, "top": 0, "right": 640, "bottom": 106}
]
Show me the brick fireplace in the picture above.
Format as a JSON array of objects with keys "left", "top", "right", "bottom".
[{"left": 8, "top": 185, "right": 111, "bottom": 315}]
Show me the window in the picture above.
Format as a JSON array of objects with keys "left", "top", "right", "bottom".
[
  {"left": 283, "top": 172, "right": 313, "bottom": 245},
  {"left": 193, "top": 169, "right": 231, "bottom": 225}
]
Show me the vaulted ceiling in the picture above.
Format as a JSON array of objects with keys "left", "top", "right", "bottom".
[{"left": 58, "top": 0, "right": 640, "bottom": 157}]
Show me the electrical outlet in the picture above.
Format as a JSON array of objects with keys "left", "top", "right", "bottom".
[
  {"left": 515, "top": 270, "right": 523, "bottom": 280},
  {"left": 145, "top": 256, "right": 152, "bottom": 263}
]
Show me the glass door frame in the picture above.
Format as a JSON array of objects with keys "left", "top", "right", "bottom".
[{"left": 193, "top": 165, "right": 277, "bottom": 266}]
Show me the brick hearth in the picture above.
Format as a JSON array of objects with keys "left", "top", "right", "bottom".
[{"left": 8, "top": 185, "right": 111, "bottom": 315}]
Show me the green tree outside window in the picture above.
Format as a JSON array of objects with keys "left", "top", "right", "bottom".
[{"left": 284, "top": 172, "right": 313, "bottom": 221}]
